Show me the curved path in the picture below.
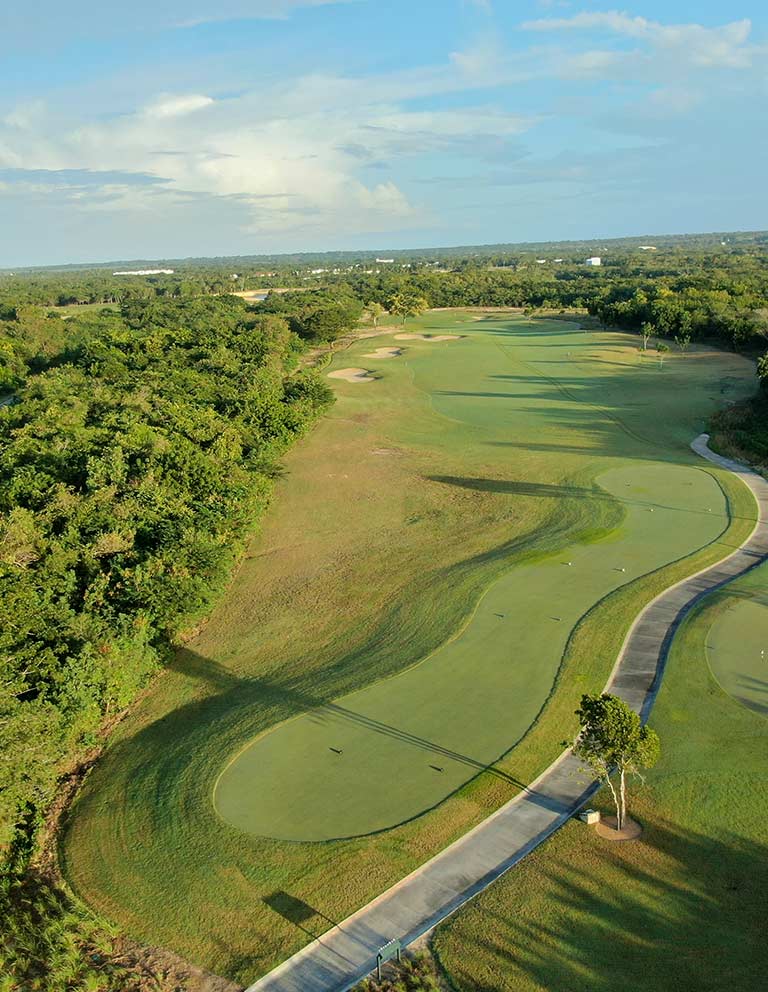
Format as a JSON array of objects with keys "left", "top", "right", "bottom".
[{"left": 246, "top": 436, "right": 768, "bottom": 992}]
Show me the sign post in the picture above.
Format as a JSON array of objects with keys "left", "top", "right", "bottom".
[{"left": 376, "top": 938, "right": 402, "bottom": 980}]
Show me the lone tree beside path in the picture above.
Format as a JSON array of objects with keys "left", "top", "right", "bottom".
[{"left": 569, "top": 693, "right": 660, "bottom": 831}]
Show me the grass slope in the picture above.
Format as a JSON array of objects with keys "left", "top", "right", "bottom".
[
  {"left": 433, "top": 560, "right": 768, "bottom": 992},
  {"left": 60, "top": 312, "right": 758, "bottom": 983},
  {"left": 215, "top": 463, "right": 728, "bottom": 842}
]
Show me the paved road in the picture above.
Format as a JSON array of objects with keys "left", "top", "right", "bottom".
[{"left": 246, "top": 435, "right": 768, "bottom": 992}]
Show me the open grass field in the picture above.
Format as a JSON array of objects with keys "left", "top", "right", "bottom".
[
  {"left": 60, "top": 311, "right": 759, "bottom": 984},
  {"left": 432, "top": 560, "right": 768, "bottom": 992}
]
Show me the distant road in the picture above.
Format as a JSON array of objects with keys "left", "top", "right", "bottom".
[{"left": 245, "top": 434, "right": 768, "bottom": 992}]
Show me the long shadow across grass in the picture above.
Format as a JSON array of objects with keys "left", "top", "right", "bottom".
[
  {"left": 164, "top": 650, "right": 540, "bottom": 797},
  {"left": 434, "top": 818, "right": 768, "bottom": 992},
  {"left": 426, "top": 476, "right": 751, "bottom": 523}
]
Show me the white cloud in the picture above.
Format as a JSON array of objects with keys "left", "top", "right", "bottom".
[
  {"left": 522, "top": 12, "right": 756, "bottom": 69},
  {"left": 0, "top": 34, "right": 546, "bottom": 244},
  {"left": 142, "top": 94, "right": 215, "bottom": 119}
]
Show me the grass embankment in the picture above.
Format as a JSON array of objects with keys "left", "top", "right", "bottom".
[
  {"left": 61, "top": 312, "right": 758, "bottom": 983},
  {"left": 433, "top": 561, "right": 768, "bottom": 992}
]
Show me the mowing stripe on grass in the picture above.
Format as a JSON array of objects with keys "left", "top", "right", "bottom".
[{"left": 214, "top": 463, "right": 728, "bottom": 841}]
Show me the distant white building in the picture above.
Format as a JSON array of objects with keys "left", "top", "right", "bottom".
[
  {"left": 113, "top": 269, "right": 174, "bottom": 275},
  {"left": 536, "top": 259, "right": 547, "bottom": 264},
  {"left": 638, "top": 246, "right": 657, "bottom": 251},
  {"left": 553, "top": 258, "right": 564, "bottom": 262},
  {"left": 585, "top": 256, "right": 602, "bottom": 266},
  {"left": 376, "top": 258, "right": 395, "bottom": 263}
]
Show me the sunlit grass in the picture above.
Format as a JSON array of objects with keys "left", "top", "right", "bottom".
[{"left": 60, "top": 312, "right": 759, "bottom": 983}]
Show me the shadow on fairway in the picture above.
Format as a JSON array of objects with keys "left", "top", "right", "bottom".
[
  {"left": 165, "top": 649, "right": 540, "bottom": 795},
  {"left": 434, "top": 818, "right": 768, "bottom": 992},
  {"left": 734, "top": 675, "right": 768, "bottom": 715},
  {"left": 314, "top": 702, "right": 537, "bottom": 794},
  {"left": 718, "top": 585, "right": 768, "bottom": 607},
  {"left": 426, "top": 476, "right": 745, "bottom": 523}
]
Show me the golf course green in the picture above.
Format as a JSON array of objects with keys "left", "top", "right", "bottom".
[
  {"left": 60, "top": 311, "right": 759, "bottom": 983},
  {"left": 433, "top": 561, "right": 768, "bottom": 992},
  {"left": 215, "top": 462, "right": 728, "bottom": 841},
  {"left": 706, "top": 578, "right": 768, "bottom": 718}
]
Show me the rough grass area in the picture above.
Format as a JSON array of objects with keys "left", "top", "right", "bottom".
[
  {"left": 433, "top": 562, "right": 768, "bottom": 992},
  {"left": 60, "top": 312, "right": 759, "bottom": 984}
]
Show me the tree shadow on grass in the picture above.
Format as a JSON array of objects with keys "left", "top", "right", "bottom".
[
  {"left": 435, "top": 816, "right": 768, "bottom": 992},
  {"left": 163, "top": 649, "right": 535, "bottom": 793},
  {"left": 426, "top": 475, "right": 743, "bottom": 522}
]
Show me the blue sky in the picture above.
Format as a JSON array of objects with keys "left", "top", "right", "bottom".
[{"left": 1, "top": 0, "right": 765, "bottom": 266}]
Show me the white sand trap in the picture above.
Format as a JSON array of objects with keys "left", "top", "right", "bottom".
[
  {"left": 327, "top": 367, "right": 375, "bottom": 383},
  {"left": 362, "top": 347, "right": 403, "bottom": 359},
  {"left": 394, "top": 333, "right": 461, "bottom": 342}
]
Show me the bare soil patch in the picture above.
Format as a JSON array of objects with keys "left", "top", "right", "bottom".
[{"left": 595, "top": 815, "right": 643, "bottom": 841}]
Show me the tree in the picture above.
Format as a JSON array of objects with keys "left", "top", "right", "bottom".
[
  {"left": 640, "top": 321, "right": 654, "bottom": 351},
  {"left": 569, "top": 693, "right": 660, "bottom": 830},
  {"left": 367, "top": 302, "right": 386, "bottom": 327},
  {"left": 656, "top": 341, "right": 670, "bottom": 368},
  {"left": 295, "top": 302, "right": 362, "bottom": 342},
  {"left": 387, "top": 292, "right": 429, "bottom": 325}
]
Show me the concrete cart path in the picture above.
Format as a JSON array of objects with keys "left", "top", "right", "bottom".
[{"left": 246, "top": 435, "right": 768, "bottom": 992}]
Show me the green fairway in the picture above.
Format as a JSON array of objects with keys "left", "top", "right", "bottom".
[
  {"left": 433, "top": 560, "right": 768, "bottom": 992},
  {"left": 706, "top": 578, "right": 768, "bottom": 718},
  {"left": 215, "top": 463, "right": 728, "bottom": 841},
  {"left": 60, "top": 312, "right": 760, "bottom": 983}
]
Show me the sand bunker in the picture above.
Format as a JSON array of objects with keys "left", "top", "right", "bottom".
[
  {"left": 327, "top": 368, "right": 375, "bottom": 383},
  {"left": 394, "top": 333, "right": 461, "bottom": 342},
  {"left": 362, "top": 347, "right": 403, "bottom": 359}
]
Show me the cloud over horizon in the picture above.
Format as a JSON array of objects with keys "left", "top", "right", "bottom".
[{"left": 0, "top": 1, "right": 765, "bottom": 266}]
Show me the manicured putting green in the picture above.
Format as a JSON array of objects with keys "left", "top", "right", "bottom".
[
  {"left": 214, "top": 462, "right": 728, "bottom": 841},
  {"left": 706, "top": 593, "right": 768, "bottom": 718}
]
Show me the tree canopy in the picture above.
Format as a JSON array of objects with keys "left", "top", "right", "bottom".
[{"left": 571, "top": 693, "right": 660, "bottom": 830}]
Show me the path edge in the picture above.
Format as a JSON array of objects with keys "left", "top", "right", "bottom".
[{"left": 245, "top": 434, "right": 764, "bottom": 992}]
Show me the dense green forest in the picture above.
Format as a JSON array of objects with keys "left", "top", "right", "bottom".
[
  {"left": 4, "top": 232, "right": 768, "bottom": 352},
  {"left": 0, "top": 297, "right": 333, "bottom": 989},
  {"left": 1, "top": 235, "right": 767, "bottom": 989}
]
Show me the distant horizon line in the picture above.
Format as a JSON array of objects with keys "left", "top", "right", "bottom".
[{"left": 2, "top": 227, "right": 766, "bottom": 274}]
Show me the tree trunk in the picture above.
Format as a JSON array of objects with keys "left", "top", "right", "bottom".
[
  {"left": 605, "top": 774, "right": 621, "bottom": 830},
  {"left": 619, "top": 767, "right": 626, "bottom": 830}
]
